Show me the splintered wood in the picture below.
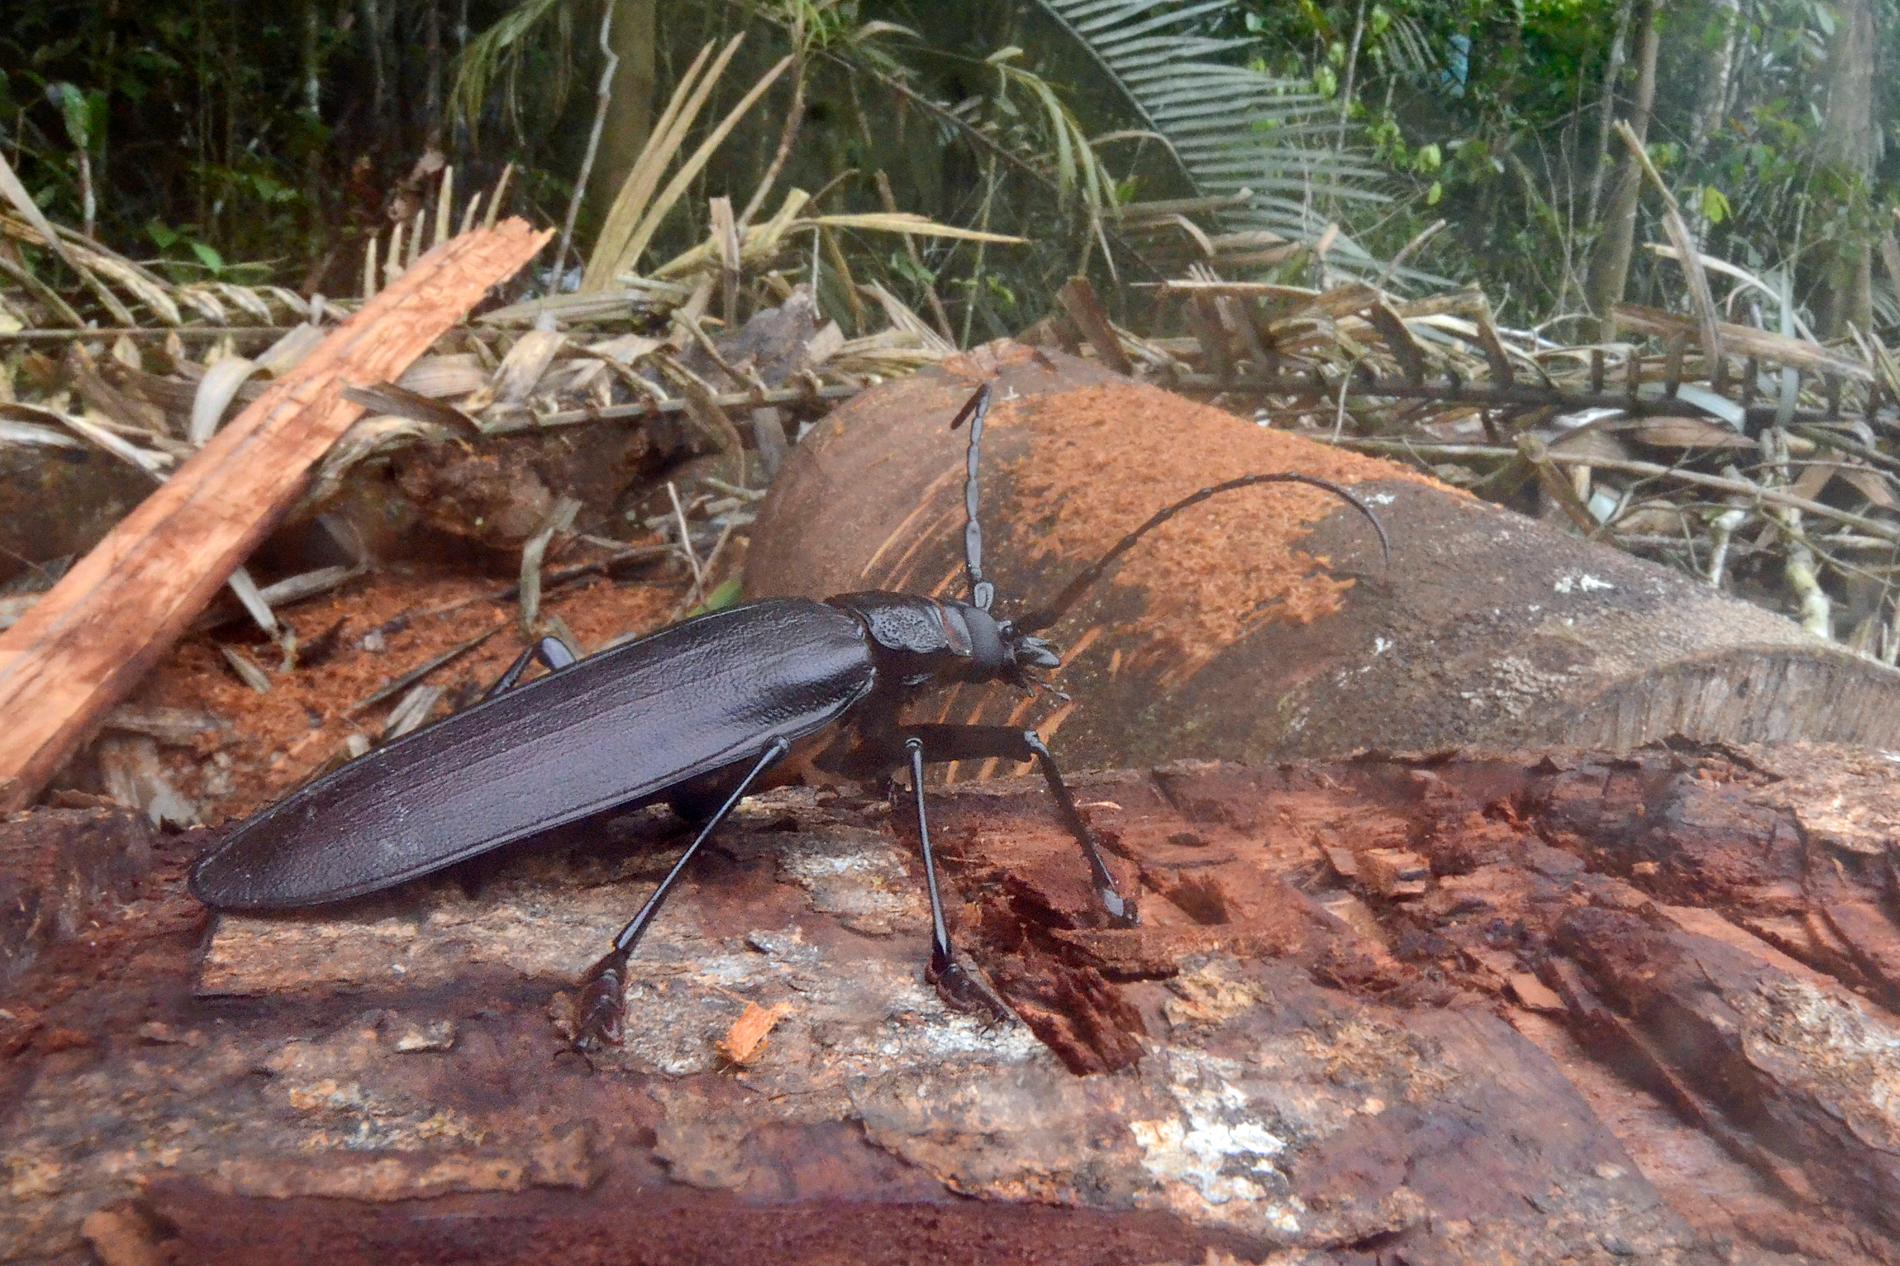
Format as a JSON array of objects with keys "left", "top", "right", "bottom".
[
  {"left": 0, "top": 220, "right": 550, "bottom": 811},
  {"left": 716, "top": 1001, "right": 791, "bottom": 1067}
]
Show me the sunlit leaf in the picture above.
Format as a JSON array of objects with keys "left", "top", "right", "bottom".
[{"left": 685, "top": 577, "right": 744, "bottom": 618}]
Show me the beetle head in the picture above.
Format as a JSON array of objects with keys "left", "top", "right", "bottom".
[
  {"left": 1003, "top": 622, "right": 1059, "bottom": 683},
  {"left": 950, "top": 602, "right": 1061, "bottom": 693}
]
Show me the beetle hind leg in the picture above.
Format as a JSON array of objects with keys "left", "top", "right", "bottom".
[
  {"left": 485, "top": 634, "right": 580, "bottom": 700},
  {"left": 571, "top": 737, "right": 791, "bottom": 1051}
]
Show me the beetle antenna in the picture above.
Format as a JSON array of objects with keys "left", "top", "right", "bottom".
[
  {"left": 948, "top": 383, "right": 996, "bottom": 611},
  {"left": 1012, "top": 472, "right": 1392, "bottom": 636}
]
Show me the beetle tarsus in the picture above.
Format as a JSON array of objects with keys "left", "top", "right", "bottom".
[
  {"left": 928, "top": 953, "right": 1011, "bottom": 1027},
  {"left": 1097, "top": 884, "right": 1138, "bottom": 928},
  {"left": 573, "top": 950, "right": 628, "bottom": 1050}
]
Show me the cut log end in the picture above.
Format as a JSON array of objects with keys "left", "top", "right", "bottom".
[{"left": 746, "top": 345, "right": 1900, "bottom": 765}]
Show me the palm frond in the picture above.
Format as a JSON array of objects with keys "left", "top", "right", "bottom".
[
  {"left": 1026, "top": 0, "right": 1397, "bottom": 276},
  {"left": 449, "top": 0, "right": 570, "bottom": 137}
]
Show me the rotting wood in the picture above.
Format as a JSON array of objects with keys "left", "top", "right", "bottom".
[
  {"left": 0, "top": 220, "right": 550, "bottom": 813},
  {"left": 5, "top": 743, "right": 1898, "bottom": 1263}
]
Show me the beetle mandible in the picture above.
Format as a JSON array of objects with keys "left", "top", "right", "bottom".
[{"left": 190, "top": 383, "right": 1390, "bottom": 1048}]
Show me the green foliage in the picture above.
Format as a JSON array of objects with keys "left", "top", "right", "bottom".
[
  {"left": 1022, "top": 0, "right": 1391, "bottom": 268},
  {"left": 683, "top": 576, "right": 744, "bottom": 616},
  {"left": 1219, "top": 0, "right": 1900, "bottom": 324},
  {"left": 0, "top": 1, "right": 537, "bottom": 290},
  {"left": 5, "top": 0, "right": 1899, "bottom": 335}
]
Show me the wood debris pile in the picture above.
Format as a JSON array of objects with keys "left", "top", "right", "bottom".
[
  {"left": 0, "top": 158, "right": 981, "bottom": 623},
  {"left": 0, "top": 174, "right": 978, "bottom": 822}
]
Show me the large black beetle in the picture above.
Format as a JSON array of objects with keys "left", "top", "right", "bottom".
[{"left": 190, "top": 385, "right": 1386, "bottom": 1047}]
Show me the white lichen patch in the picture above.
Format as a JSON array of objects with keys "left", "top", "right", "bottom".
[
  {"left": 1742, "top": 978, "right": 1900, "bottom": 1149},
  {"left": 257, "top": 1025, "right": 491, "bottom": 1153},
  {"left": 1553, "top": 573, "right": 1615, "bottom": 595},
  {"left": 386, "top": 1019, "right": 457, "bottom": 1052},
  {"left": 743, "top": 926, "right": 822, "bottom": 966},
  {"left": 1128, "top": 1049, "right": 1302, "bottom": 1232},
  {"left": 607, "top": 979, "right": 745, "bottom": 1076},
  {"left": 776, "top": 827, "right": 915, "bottom": 933}
]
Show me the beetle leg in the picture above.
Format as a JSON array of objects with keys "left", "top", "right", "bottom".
[
  {"left": 573, "top": 736, "right": 792, "bottom": 1051},
  {"left": 484, "top": 635, "right": 580, "bottom": 700},
  {"left": 904, "top": 738, "right": 1010, "bottom": 1025},
  {"left": 897, "top": 724, "right": 1139, "bottom": 928}
]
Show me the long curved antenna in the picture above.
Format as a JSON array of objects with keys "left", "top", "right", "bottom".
[
  {"left": 948, "top": 383, "right": 996, "bottom": 611},
  {"left": 1013, "top": 472, "right": 1392, "bottom": 636}
]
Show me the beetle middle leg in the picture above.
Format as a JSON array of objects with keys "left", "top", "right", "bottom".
[
  {"left": 897, "top": 724, "right": 1139, "bottom": 928},
  {"left": 572, "top": 736, "right": 792, "bottom": 1050},
  {"left": 903, "top": 737, "right": 1010, "bottom": 1024}
]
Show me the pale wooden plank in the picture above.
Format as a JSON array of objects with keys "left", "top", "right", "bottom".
[{"left": 0, "top": 219, "right": 550, "bottom": 810}]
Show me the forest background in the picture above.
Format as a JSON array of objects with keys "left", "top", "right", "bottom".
[{"left": 2, "top": 0, "right": 1891, "bottom": 345}]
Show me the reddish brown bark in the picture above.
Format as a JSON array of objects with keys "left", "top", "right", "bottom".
[{"left": 6, "top": 743, "right": 1899, "bottom": 1264}]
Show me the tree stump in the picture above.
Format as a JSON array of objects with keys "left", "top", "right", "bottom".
[
  {"left": 744, "top": 343, "right": 1900, "bottom": 766},
  {"left": 6, "top": 742, "right": 1900, "bottom": 1263}
]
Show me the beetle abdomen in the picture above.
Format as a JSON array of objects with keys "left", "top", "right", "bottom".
[{"left": 189, "top": 599, "right": 874, "bottom": 909}]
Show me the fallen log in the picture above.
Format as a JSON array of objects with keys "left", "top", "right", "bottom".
[
  {"left": 0, "top": 219, "right": 551, "bottom": 813},
  {"left": 744, "top": 343, "right": 1900, "bottom": 765},
  {"left": 5, "top": 743, "right": 1898, "bottom": 1264}
]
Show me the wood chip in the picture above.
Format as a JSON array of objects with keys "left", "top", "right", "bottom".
[
  {"left": 1508, "top": 973, "right": 1568, "bottom": 1014},
  {"left": 1356, "top": 847, "right": 1431, "bottom": 899},
  {"left": 716, "top": 1001, "right": 790, "bottom": 1067}
]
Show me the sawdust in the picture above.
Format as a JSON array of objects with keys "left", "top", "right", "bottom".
[
  {"left": 131, "top": 561, "right": 684, "bottom": 819},
  {"left": 1001, "top": 382, "right": 1439, "bottom": 662}
]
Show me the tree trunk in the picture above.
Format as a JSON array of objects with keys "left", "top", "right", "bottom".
[
  {"left": 1584, "top": 0, "right": 1660, "bottom": 331},
  {"left": 585, "top": 0, "right": 659, "bottom": 231},
  {"left": 1584, "top": 0, "right": 1634, "bottom": 225},
  {"left": 1685, "top": 0, "right": 1741, "bottom": 157},
  {"left": 9, "top": 741, "right": 1900, "bottom": 1263},
  {"left": 1683, "top": 0, "right": 1741, "bottom": 242},
  {"left": 1811, "top": 0, "right": 1877, "bottom": 337}
]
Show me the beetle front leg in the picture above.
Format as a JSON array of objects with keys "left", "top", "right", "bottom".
[
  {"left": 899, "top": 724, "right": 1139, "bottom": 928},
  {"left": 572, "top": 737, "right": 791, "bottom": 1051}
]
